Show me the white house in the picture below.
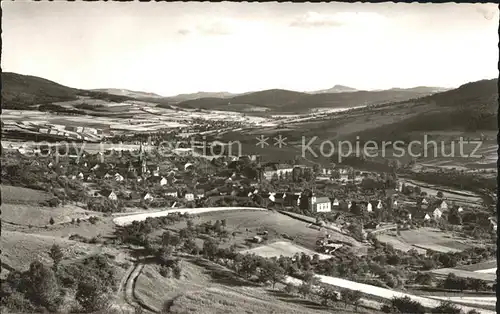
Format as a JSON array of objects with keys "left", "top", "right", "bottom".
[
  {"left": 421, "top": 198, "right": 428, "bottom": 205},
  {"left": 77, "top": 172, "right": 84, "bottom": 180},
  {"left": 393, "top": 200, "right": 398, "bottom": 207},
  {"left": 115, "top": 173, "right": 124, "bottom": 182},
  {"left": 366, "top": 203, "right": 373, "bottom": 212},
  {"left": 104, "top": 173, "right": 112, "bottom": 179},
  {"left": 142, "top": 192, "right": 154, "bottom": 201},
  {"left": 165, "top": 189, "right": 178, "bottom": 198},
  {"left": 309, "top": 196, "right": 331, "bottom": 213},
  {"left": 332, "top": 198, "right": 340, "bottom": 207},
  {"left": 439, "top": 200, "right": 448, "bottom": 211},
  {"left": 185, "top": 193, "right": 195, "bottom": 201},
  {"left": 376, "top": 200, "right": 383, "bottom": 210},
  {"left": 432, "top": 208, "right": 443, "bottom": 219},
  {"left": 457, "top": 206, "right": 463, "bottom": 213},
  {"left": 101, "top": 190, "right": 117, "bottom": 201},
  {"left": 348, "top": 201, "right": 352, "bottom": 209},
  {"left": 159, "top": 177, "right": 168, "bottom": 186}
]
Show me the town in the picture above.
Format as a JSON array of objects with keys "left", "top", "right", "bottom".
[{"left": 1, "top": 2, "right": 497, "bottom": 314}]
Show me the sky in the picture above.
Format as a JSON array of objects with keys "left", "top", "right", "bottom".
[{"left": 2, "top": 2, "right": 498, "bottom": 96}]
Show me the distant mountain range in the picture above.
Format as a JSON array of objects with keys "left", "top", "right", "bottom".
[
  {"left": 169, "top": 86, "right": 452, "bottom": 113},
  {"left": 2, "top": 72, "right": 490, "bottom": 117},
  {"left": 309, "top": 85, "right": 358, "bottom": 94}
]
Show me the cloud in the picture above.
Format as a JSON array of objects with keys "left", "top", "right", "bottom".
[
  {"left": 476, "top": 6, "right": 497, "bottom": 21},
  {"left": 197, "top": 21, "right": 232, "bottom": 36},
  {"left": 177, "top": 20, "right": 232, "bottom": 37},
  {"left": 177, "top": 29, "right": 190, "bottom": 36},
  {"left": 290, "top": 12, "right": 344, "bottom": 28},
  {"left": 289, "top": 11, "right": 386, "bottom": 29}
]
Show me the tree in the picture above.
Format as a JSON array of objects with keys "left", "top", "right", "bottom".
[
  {"left": 346, "top": 290, "right": 362, "bottom": 311},
  {"left": 320, "top": 286, "right": 339, "bottom": 306},
  {"left": 24, "top": 261, "right": 62, "bottom": 311},
  {"left": 284, "top": 282, "right": 297, "bottom": 294},
  {"left": 390, "top": 296, "right": 425, "bottom": 314},
  {"left": 202, "top": 238, "right": 219, "bottom": 260},
  {"left": 437, "top": 191, "right": 444, "bottom": 198},
  {"left": 259, "top": 261, "right": 285, "bottom": 290},
  {"left": 414, "top": 272, "right": 434, "bottom": 286},
  {"left": 468, "top": 278, "right": 487, "bottom": 292},
  {"left": 49, "top": 217, "right": 55, "bottom": 225},
  {"left": 75, "top": 275, "right": 110, "bottom": 312},
  {"left": 431, "top": 301, "right": 462, "bottom": 314},
  {"left": 298, "top": 282, "right": 312, "bottom": 298},
  {"left": 172, "top": 262, "right": 182, "bottom": 280},
  {"left": 48, "top": 244, "right": 63, "bottom": 270}
]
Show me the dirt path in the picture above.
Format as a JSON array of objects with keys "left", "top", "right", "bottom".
[{"left": 125, "top": 263, "right": 159, "bottom": 313}]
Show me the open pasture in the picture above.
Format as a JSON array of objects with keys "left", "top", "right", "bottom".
[
  {"left": 241, "top": 241, "right": 332, "bottom": 260},
  {"left": 136, "top": 261, "right": 359, "bottom": 314},
  {"left": 377, "top": 228, "right": 474, "bottom": 254},
  {"left": 1, "top": 230, "right": 99, "bottom": 272},
  {"left": 166, "top": 210, "right": 362, "bottom": 252},
  {"left": 1, "top": 203, "right": 97, "bottom": 227},
  {"left": 1, "top": 185, "right": 54, "bottom": 204}
]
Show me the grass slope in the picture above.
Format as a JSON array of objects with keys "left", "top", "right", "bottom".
[{"left": 2, "top": 72, "right": 135, "bottom": 110}]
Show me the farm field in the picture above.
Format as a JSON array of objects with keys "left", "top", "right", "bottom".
[
  {"left": 428, "top": 296, "right": 496, "bottom": 310},
  {"left": 376, "top": 227, "right": 476, "bottom": 254},
  {"left": 241, "top": 241, "right": 332, "bottom": 260},
  {"left": 428, "top": 267, "right": 496, "bottom": 282},
  {"left": 455, "top": 260, "right": 497, "bottom": 272},
  {"left": 398, "top": 178, "right": 483, "bottom": 204},
  {"left": 163, "top": 209, "right": 363, "bottom": 253}
]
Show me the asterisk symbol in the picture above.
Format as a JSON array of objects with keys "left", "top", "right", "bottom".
[
  {"left": 255, "top": 135, "right": 269, "bottom": 148},
  {"left": 274, "top": 135, "right": 287, "bottom": 148}
]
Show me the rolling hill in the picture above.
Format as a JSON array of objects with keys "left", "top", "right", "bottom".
[
  {"left": 1, "top": 72, "right": 135, "bottom": 110},
  {"left": 282, "top": 78, "right": 498, "bottom": 144},
  {"left": 172, "top": 87, "right": 446, "bottom": 113}
]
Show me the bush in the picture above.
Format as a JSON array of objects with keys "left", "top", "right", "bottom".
[
  {"left": 391, "top": 296, "right": 425, "bottom": 314},
  {"left": 431, "top": 301, "right": 462, "bottom": 314}
]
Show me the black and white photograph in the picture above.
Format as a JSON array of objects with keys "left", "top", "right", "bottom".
[{"left": 1, "top": 2, "right": 498, "bottom": 314}]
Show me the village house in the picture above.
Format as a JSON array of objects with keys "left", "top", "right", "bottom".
[
  {"left": 184, "top": 192, "right": 195, "bottom": 201},
  {"left": 164, "top": 188, "right": 178, "bottom": 198},
  {"left": 309, "top": 195, "right": 331, "bottom": 213},
  {"left": 489, "top": 217, "right": 497, "bottom": 231},
  {"left": 115, "top": 173, "right": 124, "bottom": 182},
  {"left": 438, "top": 200, "right": 448, "bottom": 211},
  {"left": 142, "top": 192, "right": 154, "bottom": 202},
  {"left": 366, "top": 202, "right": 373, "bottom": 212},
  {"left": 196, "top": 189, "right": 205, "bottom": 199},
  {"left": 100, "top": 190, "right": 118, "bottom": 201},
  {"left": 332, "top": 198, "right": 340, "bottom": 207}
]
